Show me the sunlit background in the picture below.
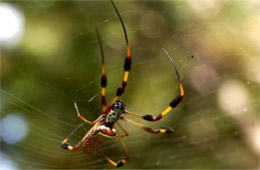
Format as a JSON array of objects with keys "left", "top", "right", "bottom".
[{"left": 1, "top": 0, "right": 259, "bottom": 169}]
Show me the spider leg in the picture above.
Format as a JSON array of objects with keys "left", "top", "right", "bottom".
[
  {"left": 124, "top": 49, "right": 184, "bottom": 121},
  {"left": 97, "top": 130, "right": 130, "bottom": 167},
  {"left": 120, "top": 117, "right": 173, "bottom": 134},
  {"left": 60, "top": 123, "right": 85, "bottom": 151},
  {"left": 107, "top": 0, "right": 131, "bottom": 110},
  {"left": 116, "top": 122, "right": 129, "bottom": 137},
  {"left": 124, "top": 90, "right": 184, "bottom": 121},
  {"left": 74, "top": 102, "right": 101, "bottom": 125},
  {"left": 96, "top": 27, "right": 107, "bottom": 112}
]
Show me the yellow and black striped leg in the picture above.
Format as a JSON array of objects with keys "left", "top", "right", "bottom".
[
  {"left": 96, "top": 27, "right": 107, "bottom": 112},
  {"left": 124, "top": 49, "right": 184, "bottom": 121},
  {"left": 74, "top": 102, "right": 100, "bottom": 125},
  {"left": 97, "top": 131, "right": 130, "bottom": 167},
  {"left": 142, "top": 83, "right": 184, "bottom": 121},
  {"left": 121, "top": 117, "right": 173, "bottom": 134},
  {"left": 124, "top": 84, "right": 183, "bottom": 121},
  {"left": 106, "top": 0, "right": 132, "bottom": 110},
  {"left": 60, "top": 123, "right": 84, "bottom": 150},
  {"left": 116, "top": 122, "right": 129, "bottom": 137}
]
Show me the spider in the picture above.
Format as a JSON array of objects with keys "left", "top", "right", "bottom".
[{"left": 61, "top": 0, "right": 184, "bottom": 167}]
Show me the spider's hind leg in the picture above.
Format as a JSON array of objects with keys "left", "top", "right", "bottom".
[
  {"left": 60, "top": 123, "right": 85, "bottom": 151},
  {"left": 97, "top": 150, "right": 129, "bottom": 168},
  {"left": 116, "top": 122, "right": 129, "bottom": 137},
  {"left": 97, "top": 129, "right": 130, "bottom": 167}
]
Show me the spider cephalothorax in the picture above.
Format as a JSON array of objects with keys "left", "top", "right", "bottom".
[{"left": 106, "top": 100, "right": 125, "bottom": 124}]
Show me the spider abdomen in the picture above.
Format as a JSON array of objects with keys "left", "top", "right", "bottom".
[
  {"left": 82, "top": 132, "right": 114, "bottom": 154},
  {"left": 82, "top": 123, "right": 116, "bottom": 154}
]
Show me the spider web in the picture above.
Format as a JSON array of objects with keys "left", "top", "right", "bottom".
[{"left": 1, "top": 0, "right": 259, "bottom": 169}]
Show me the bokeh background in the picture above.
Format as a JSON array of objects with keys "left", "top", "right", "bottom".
[{"left": 1, "top": 0, "right": 259, "bottom": 169}]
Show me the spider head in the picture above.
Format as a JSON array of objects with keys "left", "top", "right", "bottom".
[{"left": 106, "top": 100, "right": 125, "bottom": 124}]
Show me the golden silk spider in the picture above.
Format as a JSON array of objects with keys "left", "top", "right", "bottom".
[{"left": 61, "top": 0, "right": 184, "bottom": 167}]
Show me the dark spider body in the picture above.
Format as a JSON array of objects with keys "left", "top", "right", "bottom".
[{"left": 61, "top": 0, "right": 184, "bottom": 167}]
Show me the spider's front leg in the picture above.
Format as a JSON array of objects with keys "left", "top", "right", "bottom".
[
  {"left": 106, "top": 0, "right": 132, "bottom": 110},
  {"left": 121, "top": 117, "right": 173, "bottom": 134},
  {"left": 124, "top": 49, "right": 184, "bottom": 122},
  {"left": 124, "top": 84, "right": 184, "bottom": 122},
  {"left": 96, "top": 27, "right": 107, "bottom": 112},
  {"left": 142, "top": 83, "right": 184, "bottom": 121}
]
